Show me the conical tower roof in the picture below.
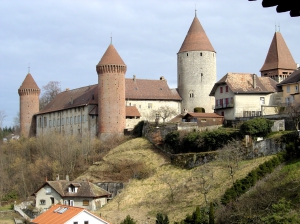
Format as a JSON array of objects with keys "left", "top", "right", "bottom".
[
  {"left": 260, "top": 31, "right": 296, "bottom": 72},
  {"left": 19, "top": 73, "right": 40, "bottom": 90},
  {"left": 178, "top": 15, "right": 215, "bottom": 53},
  {"left": 97, "top": 44, "right": 125, "bottom": 66}
]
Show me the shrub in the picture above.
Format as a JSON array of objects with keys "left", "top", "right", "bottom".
[
  {"left": 132, "top": 121, "right": 144, "bottom": 137},
  {"left": 194, "top": 107, "right": 205, "bottom": 113},
  {"left": 240, "top": 118, "right": 274, "bottom": 137},
  {"left": 164, "top": 131, "right": 180, "bottom": 153},
  {"left": 120, "top": 215, "right": 136, "bottom": 224}
]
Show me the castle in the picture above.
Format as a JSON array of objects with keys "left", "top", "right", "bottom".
[{"left": 18, "top": 13, "right": 297, "bottom": 139}]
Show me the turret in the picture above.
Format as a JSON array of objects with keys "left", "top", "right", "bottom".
[
  {"left": 96, "top": 44, "right": 126, "bottom": 140},
  {"left": 260, "top": 31, "right": 297, "bottom": 82},
  {"left": 18, "top": 73, "right": 40, "bottom": 137},
  {"left": 177, "top": 12, "right": 216, "bottom": 113}
]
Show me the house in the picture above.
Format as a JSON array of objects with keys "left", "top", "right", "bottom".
[
  {"left": 277, "top": 69, "right": 300, "bottom": 106},
  {"left": 209, "top": 73, "right": 281, "bottom": 121},
  {"left": 182, "top": 113, "right": 224, "bottom": 127},
  {"left": 32, "top": 179, "right": 111, "bottom": 212},
  {"left": 31, "top": 204, "right": 110, "bottom": 224}
]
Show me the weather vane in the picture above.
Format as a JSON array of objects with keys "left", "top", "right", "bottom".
[{"left": 28, "top": 63, "right": 30, "bottom": 73}]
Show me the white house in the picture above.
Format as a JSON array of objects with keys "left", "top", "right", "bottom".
[
  {"left": 32, "top": 179, "right": 111, "bottom": 212},
  {"left": 209, "top": 73, "right": 282, "bottom": 121}
]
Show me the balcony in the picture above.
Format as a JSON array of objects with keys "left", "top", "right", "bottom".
[{"left": 213, "top": 103, "right": 234, "bottom": 110}]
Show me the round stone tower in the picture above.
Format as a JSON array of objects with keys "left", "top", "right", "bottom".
[
  {"left": 18, "top": 73, "right": 40, "bottom": 137},
  {"left": 177, "top": 13, "right": 216, "bottom": 113},
  {"left": 96, "top": 44, "right": 126, "bottom": 140}
]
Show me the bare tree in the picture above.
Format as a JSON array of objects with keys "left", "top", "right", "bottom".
[
  {"left": 152, "top": 106, "right": 177, "bottom": 123},
  {"left": 13, "top": 112, "right": 20, "bottom": 134},
  {"left": 40, "top": 81, "right": 61, "bottom": 110},
  {"left": 218, "top": 140, "right": 244, "bottom": 184},
  {"left": 285, "top": 104, "right": 300, "bottom": 130},
  {"left": 0, "top": 110, "right": 6, "bottom": 129}
]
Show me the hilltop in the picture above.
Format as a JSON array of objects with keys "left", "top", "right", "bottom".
[{"left": 77, "top": 137, "right": 274, "bottom": 223}]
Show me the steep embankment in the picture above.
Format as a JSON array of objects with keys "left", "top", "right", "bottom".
[{"left": 77, "top": 137, "right": 274, "bottom": 224}]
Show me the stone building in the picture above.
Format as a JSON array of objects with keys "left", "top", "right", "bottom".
[
  {"left": 177, "top": 13, "right": 216, "bottom": 113},
  {"left": 19, "top": 13, "right": 217, "bottom": 139}
]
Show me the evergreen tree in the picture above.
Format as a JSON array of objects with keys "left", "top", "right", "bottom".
[
  {"left": 156, "top": 213, "right": 169, "bottom": 224},
  {"left": 209, "top": 202, "right": 215, "bottom": 224},
  {"left": 120, "top": 215, "right": 136, "bottom": 224}
]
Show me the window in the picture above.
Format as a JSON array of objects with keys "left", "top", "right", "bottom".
[
  {"left": 220, "top": 87, "right": 223, "bottom": 93},
  {"left": 148, "top": 103, "right": 152, "bottom": 109},
  {"left": 70, "top": 117, "right": 73, "bottom": 125},
  {"left": 215, "top": 99, "right": 218, "bottom": 106},
  {"left": 66, "top": 117, "right": 69, "bottom": 125},
  {"left": 220, "top": 99, "right": 223, "bottom": 106},
  {"left": 83, "top": 200, "right": 89, "bottom": 206},
  {"left": 226, "top": 86, "right": 228, "bottom": 92},
  {"left": 53, "top": 120, "right": 55, "bottom": 127},
  {"left": 200, "top": 52, "right": 202, "bottom": 56},
  {"left": 40, "top": 199, "right": 46, "bottom": 205},
  {"left": 70, "top": 200, "right": 74, "bottom": 206},
  {"left": 251, "top": 111, "right": 255, "bottom": 117},
  {"left": 61, "top": 118, "right": 64, "bottom": 125},
  {"left": 44, "top": 117, "right": 47, "bottom": 127},
  {"left": 74, "top": 116, "right": 76, "bottom": 124},
  {"left": 225, "top": 98, "right": 229, "bottom": 106},
  {"left": 296, "top": 85, "right": 299, "bottom": 92},
  {"left": 39, "top": 117, "right": 42, "bottom": 128},
  {"left": 82, "top": 115, "right": 85, "bottom": 123},
  {"left": 73, "top": 222, "right": 78, "bottom": 224},
  {"left": 46, "top": 188, "right": 51, "bottom": 195},
  {"left": 77, "top": 115, "right": 80, "bottom": 123},
  {"left": 287, "top": 86, "right": 290, "bottom": 93},
  {"left": 260, "top": 97, "right": 265, "bottom": 105},
  {"left": 49, "top": 120, "right": 52, "bottom": 127},
  {"left": 84, "top": 221, "right": 89, "bottom": 224},
  {"left": 189, "top": 93, "right": 194, "bottom": 98},
  {"left": 57, "top": 119, "right": 60, "bottom": 126}
]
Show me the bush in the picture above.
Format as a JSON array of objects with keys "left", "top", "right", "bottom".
[
  {"left": 132, "top": 121, "right": 144, "bottom": 137},
  {"left": 194, "top": 107, "right": 205, "bottom": 113},
  {"left": 240, "top": 118, "right": 274, "bottom": 137},
  {"left": 120, "top": 215, "right": 136, "bottom": 224},
  {"left": 164, "top": 131, "right": 180, "bottom": 153}
]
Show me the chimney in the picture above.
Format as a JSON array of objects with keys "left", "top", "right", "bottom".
[
  {"left": 56, "top": 174, "right": 59, "bottom": 181},
  {"left": 133, "top": 75, "right": 136, "bottom": 82},
  {"left": 253, "top": 74, "right": 257, "bottom": 89},
  {"left": 160, "top": 76, "right": 166, "bottom": 81},
  {"left": 66, "top": 175, "right": 69, "bottom": 181}
]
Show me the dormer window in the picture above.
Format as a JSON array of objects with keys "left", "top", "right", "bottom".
[{"left": 68, "top": 183, "right": 81, "bottom": 193}]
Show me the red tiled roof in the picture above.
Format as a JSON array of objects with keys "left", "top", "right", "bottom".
[
  {"left": 125, "top": 78, "right": 182, "bottom": 100},
  {"left": 31, "top": 204, "right": 110, "bottom": 224},
  {"left": 97, "top": 44, "right": 125, "bottom": 66},
  {"left": 209, "top": 73, "right": 279, "bottom": 96},
  {"left": 260, "top": 32, "right": 296, "bottom": 72},
  {"left": 19, "top": 73, "right": 40, "bottom": 90},
  {"left": 37, "top": 78, "right": 181, "bottom": 115},
  {"left": 178, "top": 15, "right": 215, "bottom": 53},
  {"left": 183, "top": 113, "right": 223, "bottom": 119},
  {"left": 126, "top": 106, "right": 141, "bottom": 117}
]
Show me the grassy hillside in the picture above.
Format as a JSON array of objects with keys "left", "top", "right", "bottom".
[{"left": 77, "top": 138, "right": 275, "bottom": 224}]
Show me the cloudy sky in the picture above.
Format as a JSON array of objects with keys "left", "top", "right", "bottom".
[{"left": 1, "top": 0, "right": 299, "bottom": 128}]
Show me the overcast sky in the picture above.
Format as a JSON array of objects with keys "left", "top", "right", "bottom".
[{"left": 1, "top": 0, "right": 299, "bottom": 128}]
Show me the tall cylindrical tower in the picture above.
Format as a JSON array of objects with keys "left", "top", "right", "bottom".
[
  {"left": 96, "top": 44, "right": 126, "bottom": 140},
  {"left": 18, "top": 73, "right": 40, "bottom": 137},
  {"left": 177, "top": 14, "right": 216, "bottom": 113}
]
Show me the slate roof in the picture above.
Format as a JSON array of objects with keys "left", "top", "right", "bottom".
[
  {"left": 209, "top": 73, "right": 279, "bottom": 96},
  {"left": 277, "top": 69, "right": 300, "bottom": 86},
  {"left": 178, "top": 15, "right": 215, "bottom": 53},
  {"left": 31, "top": 204, "right": 110, "bottom": 224},
  {"left": 260, "top": 32, "right": 296, "bottom": 72},
  {"left": 126, "top": 106, "right": 141, "bottom": 117},
  {"left": 97, "top": 44, "right": 125, "bottom": 66},
  {"left": 37, "top": 78, "right": 181, "bottom": 115},
  {"left": 19, "top": 73, "right": 40, "bottom": 90},
  {"left": 32, "top": 180, "right": 111, "bottom": 198}
]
